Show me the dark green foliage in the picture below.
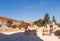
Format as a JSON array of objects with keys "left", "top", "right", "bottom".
[
  {"left": 38, "top": 19, "right": 43, "bottom": 26},
  {"left": 53, "top": 16, "right": 56, "bottom": 24},
  {"left": 7, "top": 20, "right": 13, "bottom": 27},
  {"left": 12, "top": 25, "right": 17, "bottom": 28},
  {"left": 18, "top": 25, "right": 21, "bottom": 29},
  {"left": 43, "top": 13, "right": 50, "bottom": 25},
  {"left": 33, "top": 19, "right": 43, "bottom": 27},
  {"left": 33, "top": 13, "right": 51, "bottom": 27}
]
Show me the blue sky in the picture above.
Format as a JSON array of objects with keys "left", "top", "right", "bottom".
[{"left": 0, "top": 0, "right": 60, "bottom": 22}]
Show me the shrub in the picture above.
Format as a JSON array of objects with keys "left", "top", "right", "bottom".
[
  {"left": 18, "top": 25, "right": 21, "bottom": 29},
  {"left": 7, "top": 20, "right": 13, "bottom": 27},
  {"left": 12, "top": 25, "right": 17, "bottom": 28}
]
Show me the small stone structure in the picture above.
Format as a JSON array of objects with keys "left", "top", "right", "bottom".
[
  {"left": 25, "top": 25, "right": 38, "bottom": 35},
  {"left": 25, "top": 29, "right": 36, "bottom": 35},
  {"left": 42, "top": 23, "right": 60, "bottom": 35}
]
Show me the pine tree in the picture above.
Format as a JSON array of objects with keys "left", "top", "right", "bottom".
[
  {"left": 43, "top": 13, "right": 50, "bottom": 25},
  {"left": 53, "top": 16, "right": 56, "bottom": 24}
]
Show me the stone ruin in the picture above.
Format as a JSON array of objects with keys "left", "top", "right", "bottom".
[{"left": 42, "top": 23, "right": 60, "bottom": 36}]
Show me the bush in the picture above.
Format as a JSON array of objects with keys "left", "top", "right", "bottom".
[
  {"left": 18, "top": 25, "right": 21, "bottom": 29},
  {"left": 12, "top": 25, "right": 17, "bottom": 28},
  {"left": 7, "top": 20, "right": 13, "bottom": 27}
]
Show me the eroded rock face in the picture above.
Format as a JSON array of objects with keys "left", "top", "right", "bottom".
[
  {"left": 54, "top": 30, "right": 60, "bottom": 36},
  {"left": 54, "top": 30, "right": 60, "bottom": 39}
]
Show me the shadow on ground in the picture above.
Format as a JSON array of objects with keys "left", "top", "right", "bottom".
[{"left": 0, "top": 32, "right": 43, "bottom": 41}]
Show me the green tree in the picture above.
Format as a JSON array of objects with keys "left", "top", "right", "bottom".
[
  {"left": 38, "top": 19, "right": 43, "bottom": 26},
  {"left": 33, "top": 21, "right": 37, "bottom": 25},
  {"left": 7, "top": 20, "right": 13, "bottom": 27},
  {"left": 43, "top": 13, "right": 50, "bottom": 25},
  {"left": 33, "top": 19, "right": 43, "bottom": 27},
  {"left": 53, "top": 16, "right": 56, "bottom": 24}
]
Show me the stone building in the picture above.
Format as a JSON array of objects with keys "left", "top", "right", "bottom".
[{"left": 0, "top": 16, "right": 20, "bottom": 26}]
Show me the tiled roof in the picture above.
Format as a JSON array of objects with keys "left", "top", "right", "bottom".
[{"left": 0, "top": 16, "right": 15, "bottom": 20}]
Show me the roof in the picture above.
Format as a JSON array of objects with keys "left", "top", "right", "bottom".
[{"left": 0, "top": 16, "right": 15, "bottom": 21}]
